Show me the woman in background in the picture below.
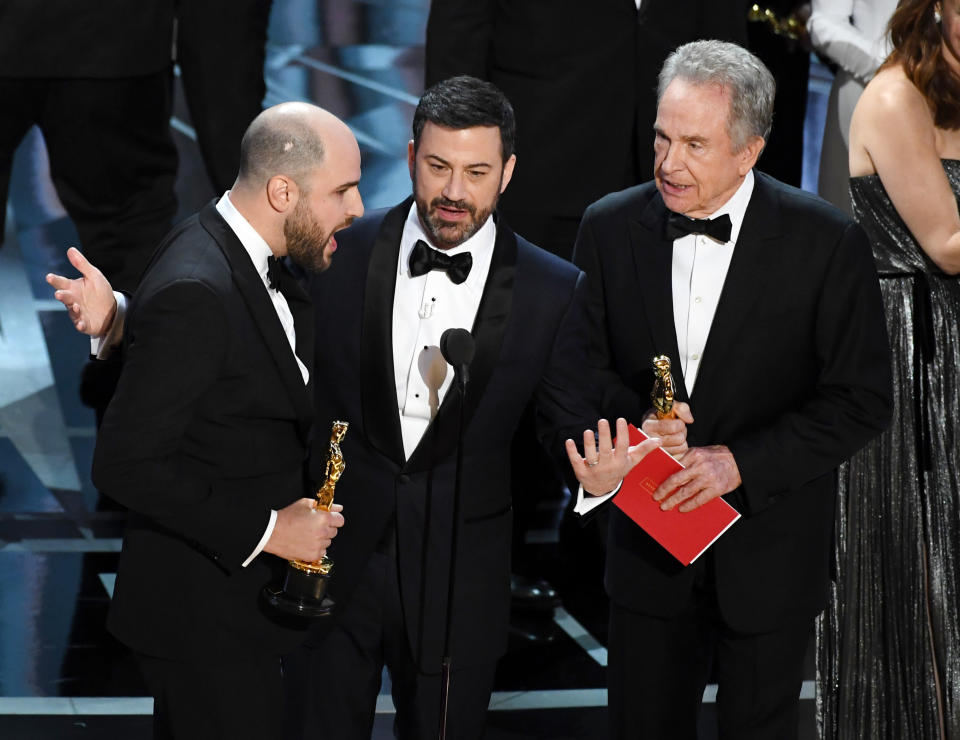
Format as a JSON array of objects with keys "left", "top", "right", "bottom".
[
  {"left": 808, "top": 0, "right": 897, "bottom": 214},
  {"left": 817, "top": 1, "right": 960, "bottom": 737}
]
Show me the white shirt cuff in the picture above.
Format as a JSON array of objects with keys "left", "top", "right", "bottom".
[
  {"left": 90, "top": 291, "right": 127, "bottom": 359},
  {"left": 242, "top": 509, "right": 278, "bottom": 568},
  {"left": 572, "top": 480, "right": 623, "bottom": 516}
]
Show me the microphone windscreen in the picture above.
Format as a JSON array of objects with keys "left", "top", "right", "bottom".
[{"left": 439, "top": 328, "right": 476, "bottom": 367}]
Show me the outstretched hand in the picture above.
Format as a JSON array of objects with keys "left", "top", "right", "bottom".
[
  {"left": 46, "top": 247, "right": 117, "bottom": 336},
  {"left": 566, "top": 417, "right": 662, "bottom": 496}
]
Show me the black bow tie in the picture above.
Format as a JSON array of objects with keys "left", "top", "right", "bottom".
[
  {"left": 266, "top": 256, "right": 286, "bottom": 291},
  {"left": 665, "top": 212, "right": 732, "bottom": 243},
  {"left": 408, "top": 239, "right": 473, "bottom": 284}
]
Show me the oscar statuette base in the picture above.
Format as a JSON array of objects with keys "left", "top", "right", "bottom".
[{"left": 262, "top": 562, "right": 334, "bottom": 618}]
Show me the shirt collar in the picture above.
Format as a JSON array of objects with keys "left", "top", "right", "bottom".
[
  {"left": 399, "top": 201, "right": 497, "bottom": 293},
  {"left": 215, "top": 191, "right": 276, "bottom": 289},
  {"left": 698, "top": 169, "right": 754, "bottom": 245}
]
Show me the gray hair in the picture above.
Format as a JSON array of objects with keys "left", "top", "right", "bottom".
[
  {"left": 657, "top": 40, "right": 775, "bottom": 151},
  {"left": 237, "top": 107, "right": 326, "bottom": 189}
]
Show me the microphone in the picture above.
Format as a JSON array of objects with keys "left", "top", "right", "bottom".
[
  {"left": 436, "top": 326, "right": 475, "bottom": 740},
  {"left": 439, "top": 328, "right": 475, "bottom": 388}
]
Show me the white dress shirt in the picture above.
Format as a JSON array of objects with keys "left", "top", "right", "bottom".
[
  {"left": 393, "top": 203, "right": 496, "bottom": 459},
  {"left": 672, "top": 170, "right": 754, "bottom": 396},
  {"left": 574, "top": 171, "right": 756, "bottom": 515}
]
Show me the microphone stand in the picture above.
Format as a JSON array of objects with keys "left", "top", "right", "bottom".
[{"left": 438, "top": 340, "right": 470, "bottom": 740}]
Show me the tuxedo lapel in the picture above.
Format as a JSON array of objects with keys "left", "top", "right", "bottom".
[
  {"left": 404, "top": 214, "right": 517, "bottom": 472},
  {"left": 199, "top": 203, "right": 314, "bottom": 439},
  {"left": 284, "top": 269, "right": 315, "bottom": 401},
  {"left": 281, "top": 258, "right": 315, "bottom": 399},
  {"left": 632, "top": 194, "right": 689, "bottom": 401},
  {"left": 690, "top": 174, "right": 782, "bottom": 404},
  {"left": 360, "top": 200, "right": 409, "bottom": 467}
]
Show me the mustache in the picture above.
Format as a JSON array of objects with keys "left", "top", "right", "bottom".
[
  {"left": 430, "top": 196, "right": 475, "bottom": 215},
  {"left": 329, "top": 215, "right": 356, "bottom": 237}
]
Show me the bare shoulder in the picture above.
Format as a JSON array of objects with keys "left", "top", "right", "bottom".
[
  {"left": 850, "top": 65, "right": 937, "bottom": 175},
  {"left": 858, "top": 66, "right": 932, "bottom": 124}
]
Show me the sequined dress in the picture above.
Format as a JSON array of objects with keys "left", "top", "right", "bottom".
[{"left": 816, "top": 161, "right": 960, "bottom": 739}]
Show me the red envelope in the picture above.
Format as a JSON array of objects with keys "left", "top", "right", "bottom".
[{"left": 614, "top": 424, "right": 741, "bottom": 565}]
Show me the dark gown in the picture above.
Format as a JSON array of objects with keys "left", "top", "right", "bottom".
[{"left": 816, "top": 161, "right": 960, "bottom": 739}]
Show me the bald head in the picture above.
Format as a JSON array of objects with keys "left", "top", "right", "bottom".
[
  {"left": 227, "top": 102, "right": 363, "bottom": 268},
  {"left": 237, "top": 102, "right": 348, "bottom": 190}
]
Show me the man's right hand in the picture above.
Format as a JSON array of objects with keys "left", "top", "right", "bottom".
[
  {"left": 566, "top": 417, "right": 662, "bottom": 496},
  {"left": 46, "top": 247, "right": 117, "bottom": 336},
  {"left": 264, "top": 499, "right": 345, "bottom": 563},
  {"left": 641, "top": 401, "right": 694, "bottom": 459}
]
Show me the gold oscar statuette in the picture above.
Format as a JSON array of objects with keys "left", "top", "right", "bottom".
[
  {"left": 263, "top": 420, "right": 349, "bottom": 617},
  {"left": 651, "top": 355, "right": 678, "bottom": 420}
]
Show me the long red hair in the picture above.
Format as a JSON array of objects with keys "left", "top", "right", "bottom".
[{"left": 886, "top": 0, "right": 960, "bottom": 129}]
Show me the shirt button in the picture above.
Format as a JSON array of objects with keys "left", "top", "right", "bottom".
[
  {"left": 692, "top": 353, "right": 700, "bottom": 361},
  {"left": 694, "top": 296, "right": 702, "bottom": 304}
]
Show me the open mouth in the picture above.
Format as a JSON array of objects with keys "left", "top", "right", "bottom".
[
  {"left": 660, "top": 178, "right": 692, "bottom": 195},
  {"left": 435, "top": 204, "right": 469, "bottom": 221}
]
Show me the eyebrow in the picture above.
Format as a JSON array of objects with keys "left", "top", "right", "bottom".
[
  {"left": 426, "top": 154, "right": 493, "bottom": 170},
  {"left": 335, "top": 180, "right": 360, "bottom": 190},
  {"left": 654, "top": 127, "right": 707, "bottom": 145}
]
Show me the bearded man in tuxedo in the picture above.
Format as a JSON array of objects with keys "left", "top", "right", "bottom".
[{"left": 48, "top": 102, "right": 362, "bottom": 740}]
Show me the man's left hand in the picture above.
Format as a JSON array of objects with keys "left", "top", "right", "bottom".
[{"left": 653, "top": 445, "right": 741, "bottom": 512}]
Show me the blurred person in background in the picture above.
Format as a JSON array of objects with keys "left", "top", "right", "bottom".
[
  {"left": 808, "top": 0, "right": 897, "bottom": 214},
  {"left": 746, "top": 1, "right": 812, "bottom": 188},
  {"left": 0, "top": 1, "right": 178, "bottom": 295},
  {"left": 176, "top": 0, "right": 274, "bottom": 194}
]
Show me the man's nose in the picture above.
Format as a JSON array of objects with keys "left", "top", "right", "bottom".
[
  {"left": 442, "top": 171, "right": 467, "bottom": 201},
  {"left": 659, "top": 143, "right": 681, "bottom": 173},
  {"left": 348, "top": 189, "right": 364, "bottom": 220}
]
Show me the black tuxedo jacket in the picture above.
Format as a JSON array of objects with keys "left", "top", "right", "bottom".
[
  {"left": 306, "top": 198, "right": 595, "bottom": 670},
  {"left": 573, "top": 172, "right": 892, "bottom": 633},
  {"left": 425, "top": 0, "right": 750, "bottom": 220},
  {"left": 93, "top": 202, "right": 315, "bottom": 662}
]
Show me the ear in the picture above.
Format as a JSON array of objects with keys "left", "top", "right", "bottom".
[
  {"left": 407, "top": 140, "right": 416, "bottom": 181},
  {"left": 499, "top": 153, "right": 517, "bottom": 194},
  {"left": 265, "top": 175, "right": 298, "bottom": 214},
  {"left": 737, "top": 135, "right": 765, "bottom": 176}
]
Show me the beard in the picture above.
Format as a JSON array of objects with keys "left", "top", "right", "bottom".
[
  {"left": 283, "top": 197, "right": 341, "bottom": 273},
  {"left": 413, "top": 171, "right": 498, "bottom": 250}
]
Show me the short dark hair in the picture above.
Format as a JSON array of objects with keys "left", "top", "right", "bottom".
[{"left": 412, "top": 75, "right": 516, "bottom": 161}]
